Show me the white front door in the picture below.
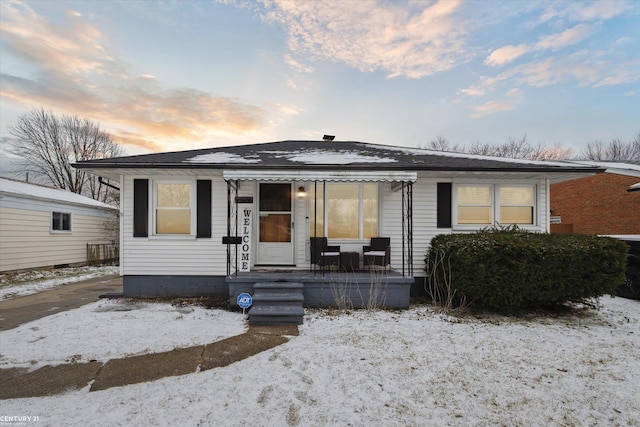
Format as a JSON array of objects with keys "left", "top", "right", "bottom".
[{"left": 257, "top": 183, "right": 294, "bottom": 265}]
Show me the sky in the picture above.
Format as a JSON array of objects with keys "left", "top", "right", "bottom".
[{"left": 0, "top": 0, "right": 639, "bottom": 163}]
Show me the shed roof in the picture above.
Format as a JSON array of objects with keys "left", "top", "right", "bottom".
[
  {"left": 565, "top": 161, "right": 640, "bottom": 177},
  {"left": 0, "top": 178, "right": 115, "bottom": 210}
]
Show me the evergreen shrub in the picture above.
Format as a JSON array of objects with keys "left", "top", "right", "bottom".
[{"left": 425, "top": 227, "right": 627, "bottom": 313}]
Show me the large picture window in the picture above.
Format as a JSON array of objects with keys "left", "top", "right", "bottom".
[
  {"left": 455, "top": 184, "right": 535, "bottom": 226},
  {"left": 309, "top": 183, "right": 378, "bottom": 239},
  {"left": 155, "top": 182, "right": 192, "bottom": 234}
]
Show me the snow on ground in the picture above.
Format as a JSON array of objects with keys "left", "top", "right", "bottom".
[
  {"left": 2, "top": 297, "right": 639, "bottom": 427},
  {"left": 0, "top": 266, "right": 119, "bottom": 301},
  {"left": 0, "top": 299, "right": 247, "bottom": 367}
]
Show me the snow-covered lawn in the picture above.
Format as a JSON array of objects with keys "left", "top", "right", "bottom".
[
  {"left": 2, "top": 297, "right": 639, "bottom": 426},
  {"left": 0, "top": 299, "right": 247, "bottom": 367},
  {"left": 0, "top": 266, "right": 119, "bottom": 301}
]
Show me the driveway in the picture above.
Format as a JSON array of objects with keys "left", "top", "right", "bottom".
[{"left": 0, "top": 274, "right": 122, "bottom": 330}]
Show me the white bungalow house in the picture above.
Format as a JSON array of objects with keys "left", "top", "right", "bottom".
[
  {"left": 0, "top": 178, "right": 118, "bottom": 272},
  {"left": 73, "top": 140, "right": 602, "bottom": 317}
]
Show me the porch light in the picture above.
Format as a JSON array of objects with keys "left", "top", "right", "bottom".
[{"left": 297, "top": 186, "right": 307, "bottom": 197}]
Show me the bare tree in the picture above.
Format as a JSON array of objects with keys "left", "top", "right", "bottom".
[
  {"left": 467, "top": 135, "right": 572, "bottom": 160},
  {"left": 422, "top": 135, "right": 465, "bottom": 152},
  {"left": 580, "top": 135, "right": 640, "bottom": 162},
  {"left": 7, "top": 108, "right": 123, "bottom": 202}
]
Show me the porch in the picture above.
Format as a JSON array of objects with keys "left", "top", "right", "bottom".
[{"left": 226, "top": 269, "right": 413, "bottom": 310}]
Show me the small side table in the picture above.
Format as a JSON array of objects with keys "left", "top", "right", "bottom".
[{"left": 340, "top": 252, "right": 359, "bottom": 272}]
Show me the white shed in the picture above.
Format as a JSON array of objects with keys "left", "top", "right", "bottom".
[{"left": 0, "top": 178, "right": 117, "bottom": 272}]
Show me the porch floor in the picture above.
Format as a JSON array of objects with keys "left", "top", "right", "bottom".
[{"left": 226, "top": 268, "right": 413, "bottom": 309}]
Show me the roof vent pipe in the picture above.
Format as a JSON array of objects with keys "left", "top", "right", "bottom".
[{"left": 323, "top": 135, "right": 335, "bottom": 141}]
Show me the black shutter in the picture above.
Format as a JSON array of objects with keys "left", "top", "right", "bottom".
[
  {"left": 197, "top": 180, "right": 212, "bottom": 238},
  {"left": 133, "top": 179, "right": 149, "bottom": 237},
  {"left": 437, "top": 183, "right": 452, "bottom": 228}
]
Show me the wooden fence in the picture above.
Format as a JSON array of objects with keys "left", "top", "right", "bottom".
[
  {"left": 550, "top": 223, "right": 574, "bottom": 234},
  {"left": 87, "top": 243, "right": 119, "bottom": 266}
]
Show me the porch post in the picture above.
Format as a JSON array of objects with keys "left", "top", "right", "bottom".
[
  {"left": 402, "top": 182, "right": 406, "bottom": 276},
  {"left": 234, "top": 179, "right": 239, "bottom": 276},
  {"left": 311, "top": 180, "right": 317, "bottom": 273},
  {"left": 226, "top": 180, "right": 231, "bottom": 277},
  {"left": 407, "top": 182, "right": 413, "bottom": 276},
  {"left": 400, "top": 181, "right": 414, "bottom": 277}
]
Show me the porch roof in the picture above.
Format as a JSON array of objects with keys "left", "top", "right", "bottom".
[{"left": 222, "top": 169, "right": 417, "bottom": 182}]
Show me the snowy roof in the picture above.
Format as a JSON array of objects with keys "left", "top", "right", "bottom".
[
  {"left": 566, "top": 161, "right": 640, "bottom": 177},
  {"left": 629, "top": 182, "right": 640, "bottom": 192},
  {"left": 74, "top": 140, "right": 603, "bottom": 175},
  {"left": 0, "top": 178, "right": 115, "bottom": 210}
]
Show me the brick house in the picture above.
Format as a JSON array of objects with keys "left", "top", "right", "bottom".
[{"left": 550, "top": 162, "right": 640, "bottom": 235}]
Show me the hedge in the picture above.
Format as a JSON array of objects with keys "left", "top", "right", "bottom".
[{"left": 425, "top": 228, "right": 628, "bottom": 313}]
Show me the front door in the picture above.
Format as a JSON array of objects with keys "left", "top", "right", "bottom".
[{"left": 257, "top": 183, "right": 294, "bottom": 265}]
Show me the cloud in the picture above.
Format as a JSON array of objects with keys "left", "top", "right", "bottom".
[
  {"left": 260, "top": 0, "right": 471, "bottom": 79},
  {"left": 284, "top": 54, "right": 313, "bottom": 74},
  {"left": 469, "top": 1, "right": 638, "bottom": 105},
  {"left": 484, "top": 24, "right": 595, "bottom": 68},
  {"left": 540, "top": 0, "right": 633, "bottom": 23},
  {"left": 469, "top": 99, "right": 519, "bottom": 118},
  {"left": 534, "top": 24, "right": 595, "bottom": 51},
  {"left": 468, "top": 86, "right": 523, "bottom": 118},
  {"left": 0, "top": 0, "right": 266, "bottom": 153},
  {"left": 484, "top": 44, "right": 530, "bottom": 67}
]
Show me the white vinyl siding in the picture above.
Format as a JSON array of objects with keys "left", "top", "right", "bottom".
[
  {"left": 119, "top": 173, "right": 550, "bottom": 278},
  {"left": 0, "top": 205, "right": 113, "bottom": 272},
  {"left": 122, "top": 175, "right": 226, "bottom": 276},
  {"left": 386, "top": 177, "right": 548, "bottom": 278}
]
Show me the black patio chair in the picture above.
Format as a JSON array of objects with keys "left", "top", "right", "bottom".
[
  {"left": 310, "top": 237, "right": 340, "bottom": 273},
  {"left": 363, "top": 237, "right": 390, "bottom": 270}
]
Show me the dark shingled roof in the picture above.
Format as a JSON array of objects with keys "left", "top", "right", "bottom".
[{"left": 74, "top": 140, "right": 602, "bottom": 173}]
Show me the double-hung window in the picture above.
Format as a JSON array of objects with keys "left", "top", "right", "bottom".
[
  {"left": 457, "top": 185, "right": 492, "bottom": 224},
  {"left": 154, "top": 182, "right": 193, "bottom": 235},
  {"left": 309, "top": 183, "right": 378, "bottom": 239},
  {"left": 51, "top": 211, "right": 71, "bottom": 232},
  {"left": 455, "top": 184, "right": 535, "bottom": 227},
  {"left": 499, "top": 186, "right": 535, "bottom": 224}
]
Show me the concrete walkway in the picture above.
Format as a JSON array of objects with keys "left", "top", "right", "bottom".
[
  {"left": 0, "top": 325, "right": 297, "bottom": 399},
  {"left": 0, "top": 274, "right": 298, "bottom": 399},
  {"left": 0, "top": 274, "right": 122, "bottom": 331}
]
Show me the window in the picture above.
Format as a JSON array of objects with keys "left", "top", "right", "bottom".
[
  {"left": 155, "top": 182, "right": 192, "bottom": 234},
  {"left": 457, "top": 185, "right": 492, "bottom": 224},
  {"left": 309, "top": 183, "right": 378, "bottom": 239},
  {"left": 51, "top": 211, "right": 71, "bottom": 232},
  {"left": 499, "top": 186, "right": 534, "bottom": 224},
  {"left": 455, "top": 184, "right": 535, "bottom": 226}
]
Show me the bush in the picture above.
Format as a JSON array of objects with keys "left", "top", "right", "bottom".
[{"left": 425, "top": 228, "right": 628, "bottom": 313}]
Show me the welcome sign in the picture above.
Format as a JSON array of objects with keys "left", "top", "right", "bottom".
[{"left": 239, "top": 205, "right": 252, "bottom": 272}]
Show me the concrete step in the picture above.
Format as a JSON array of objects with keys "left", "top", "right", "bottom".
[
  {"left": 252, "top": 293, "right": 304, "bottom": 303},
  {"left": 249, "top": 282, "right": 304, "bottom": 326}
]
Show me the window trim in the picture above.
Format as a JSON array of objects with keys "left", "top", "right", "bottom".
[
  {"left": 455, "top": 184, "right": 494, "bottom": 226},
  {"left": 51, "top": 211, "right": 72, "bottom": 233},
  {"left": 453, "top": 183, "right": 537, "bottom": 229},
  {"left": 309, "top": 182, "right": 380, "bottom": 240},
  {"left": 151, "top": 179, "right": 197, "bottom": 237},
  {"left": 497, "top": 184, "right": 536, "bottom": 225}
]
